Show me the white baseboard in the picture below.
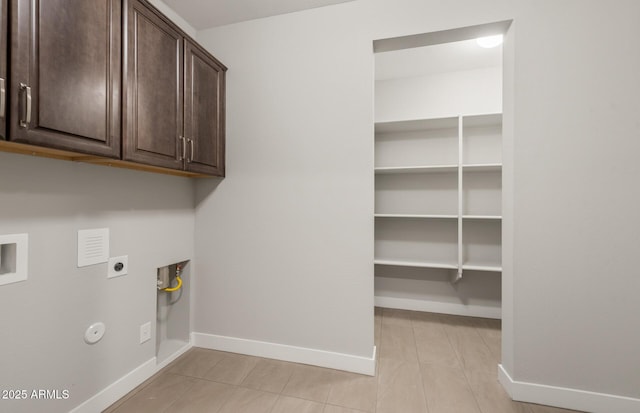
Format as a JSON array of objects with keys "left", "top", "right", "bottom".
[
  {"left": 156, "top": 342, "right": 192, "bottom": 371},
  {"left": 375, "top": 295, "right": 501, "bottom": 319},
  {"left": 499, "top": 364, "right": 640, "bottom": 413},
  {"left": 70, "top": 343, "right": 192, "bottom": 413},
  {"left": 192, "top": 332, "right": 377, "bottom": 376},
  {"left": 69, "top": 358, "right": 156, "bottom": 413}
]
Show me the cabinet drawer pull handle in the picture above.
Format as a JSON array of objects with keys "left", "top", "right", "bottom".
[
  {"left": 0, "top": 78, "right": 5, "bottom": 119},
  {"left": 188, "top": 138, "right": 194, "bottom": 163},
  {"left": 179, "top": 136, "right": 186, "bottom": 161},
  {"left": 19, "top": 83, "right": 31, "bottom": 128}
]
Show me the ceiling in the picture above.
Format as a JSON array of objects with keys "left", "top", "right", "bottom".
[
  {"left": 375, "top": 39, "right": 502, "bottom": 81},
  {"left": 163, "top": 0, "right": 355, "bottom": 30}
]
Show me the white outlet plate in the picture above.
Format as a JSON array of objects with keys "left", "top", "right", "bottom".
[
  {"left": 107, "top": 255, "right": 128, "bottom": 278},
  {"left": 140, "top": 322, "right": 151, "bottom": 344}
]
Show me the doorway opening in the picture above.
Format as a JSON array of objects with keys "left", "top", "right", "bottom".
[{"left": 373, "top": 21, "right": 512, "bottom": 320}]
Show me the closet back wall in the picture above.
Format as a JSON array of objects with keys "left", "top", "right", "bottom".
[{"left": 376, "top": 66, "right": 502, "bottom": 122}]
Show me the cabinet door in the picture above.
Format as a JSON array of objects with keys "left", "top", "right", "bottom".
[
  {"left": 0, "top": 0, "right": 7, "bottom": 139},
  {"left": 9, "top": 0, "right": 121, "bottom": 157},
  {"left": 123, "top": 0, "right": 184, "bottom": 170},
  {"left": 184, "top": 40, "right": 226, "bottom": 176}
]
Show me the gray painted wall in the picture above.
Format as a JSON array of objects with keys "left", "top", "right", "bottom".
[
  {"left": 194, "top": 0, "right": 640, "bottom": 406},
  {"left": 0, "top": 153, "right": 195, "bottom": 413},
  {"left": 2, "top": 0, "right": 639, "bottom": 411},
  {"left": 0, "top": 4, "right": 199, "bottom": 412},
  {"left": 508, "top": 0, "right": 640, "bottom": 398},
  {"left": 193, "top": 0, "right": 515, "bottom": 367}
]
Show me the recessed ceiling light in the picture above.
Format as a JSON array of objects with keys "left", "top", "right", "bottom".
[{"left": 476, "top": 34, "right": 503, "bottom": 48}]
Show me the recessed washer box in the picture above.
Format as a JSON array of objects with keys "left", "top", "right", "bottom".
[{"left": 0, "top": 233, "right": 28, "bottom": 286}]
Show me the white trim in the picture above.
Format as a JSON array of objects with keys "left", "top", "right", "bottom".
[
  {"left": 192, "top": 332, "right": 377, "bottom": 376},
  {"left": 155, "top": 342, "right": 193, "bottom": 371},
  {"left": 499, "top": 364, "right": 640, "bottom": 413},
  {"left": 69, "top": 358, "right": 156, "bottom": 413},
  {"left": 70, "top": 343, "right": 192, "bottom": 413},
  {"left": 375, "top": 295, "right": 501, "bottom": 319}
]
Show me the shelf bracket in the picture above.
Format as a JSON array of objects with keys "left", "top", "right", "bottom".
[{"left": 451, "top": 268, "right": 463, "bottom": 284}]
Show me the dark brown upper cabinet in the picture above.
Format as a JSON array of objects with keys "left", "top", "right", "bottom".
[
  {"left": 0, "top": 0, "right": 7, "bottom": 139},
  {"left": 124, "top": 0, "right": 227, "bottom": 176},
  {"left": 0, "top": 0, "right": 225, "bottom": 177},
  {"left": 123, "top": 0, "right": 183, "bottom": 170},
  {"left": 184, "top": 40, "right": 226, "bottom": 176},
  {"left": 9, "top": 0, "right": 121, "bottom": 157}
]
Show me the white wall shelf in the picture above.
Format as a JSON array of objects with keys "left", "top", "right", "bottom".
[
  {"left": 374, "top": 259, "right": 458, "bottom": 270},
  {"left": 375, "top": 165, "right": 458, "bottom": 174},
  {"left": 374, "top": 113, "right": 503, "bottom": 304},
  {"left": 375, "top": 116, "right": 459, "bottom": 133},
  {"left": 375, "top": 214, "right": 458, "bottom": 219},
  {"left": 462, "top": 163, "right": 502, "bottom": 172},
  {"left": 374, "top": 43, "right": 503, "bottom": 319},
  {"left": 375, "top": 214, "right": 501, "bottom": 220},
  {"left": 462, "top": 263, "right": 502, "bottom": 272}
]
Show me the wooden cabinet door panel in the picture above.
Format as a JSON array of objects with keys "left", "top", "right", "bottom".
[
  {"left": 123, "top": 0, "right": 183, "bottom": 170},
  {"left": 184, "top": 40, "right": 226, "bottom": 176},
  {"left": 0, "top": 0, "right": 7, "bottom": 139},
  {"left": 10, "top": 0, "right": 121, "bottom": 157}
]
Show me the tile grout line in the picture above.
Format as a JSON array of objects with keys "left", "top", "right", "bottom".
[
  {"left": 212, "top": 384, "right": 239, "bottom": 413},
  {"left": 107, "top": 365, "right": 171, "bottom": 412},
  {"left": 158, "top": 376, "right": 201, "bottom": 413},
  {"left": 411, "top": 313, "right": 450, "bottom": 413},
  {"left": 474, "top": 320, "right": 501, "bottom": 362},
  {"left": 109, "top": 352, "right": 202, "bottom": 413},
  {"left": 237, "top": 356, "right": 262, "bottom": 387},
  {"left": 442, "top": 316, "right": 492, "bottom": 413},
  {"left": 195, "top": 351, "right": 226, "bottom": 383},
  {"left": 374, "top": 309, "right": 386, "bottom": 413},
  {"left": 373, "top": 311, "right": 381, "bottom": 413},
  {"left": 411, "top": 316, "right": 432, "bottom": 413},
  {"left": 263, "top": 383, "right": 279, "bottom": 413},
  {"left": 238, "top": 356, "right": 281, "bottom": 413}
]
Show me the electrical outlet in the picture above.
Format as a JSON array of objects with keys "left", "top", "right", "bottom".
[
  {"left": 108, "top": 255, "right": 128, "bottom": 278},
  {"left": 140, "top": 322, "right": 151, "bottom": 344}
]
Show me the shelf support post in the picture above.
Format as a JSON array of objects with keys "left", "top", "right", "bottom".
[{"left": 453, "top": 115, "right": 464, "bottom": 284}]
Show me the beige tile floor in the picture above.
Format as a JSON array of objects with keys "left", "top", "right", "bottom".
[{"left": 104, "top": 308, "right": 584, "bottom": 413}]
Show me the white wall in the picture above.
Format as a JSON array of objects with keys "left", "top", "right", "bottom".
[
  {"left": 0, "top": 153, "right": 194, "bottom": 413},
  {"left": 193, "top": 2, "right": 376, "bottom": 361},
  {"left": 375, "top": 66, "right": 502, "bottom": 121},
  {"left": 505, "top": 0, "right": 640, "bottom": 406},
  {"left": 194, "top": 0, "right": 640, "bottom": 410}
]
